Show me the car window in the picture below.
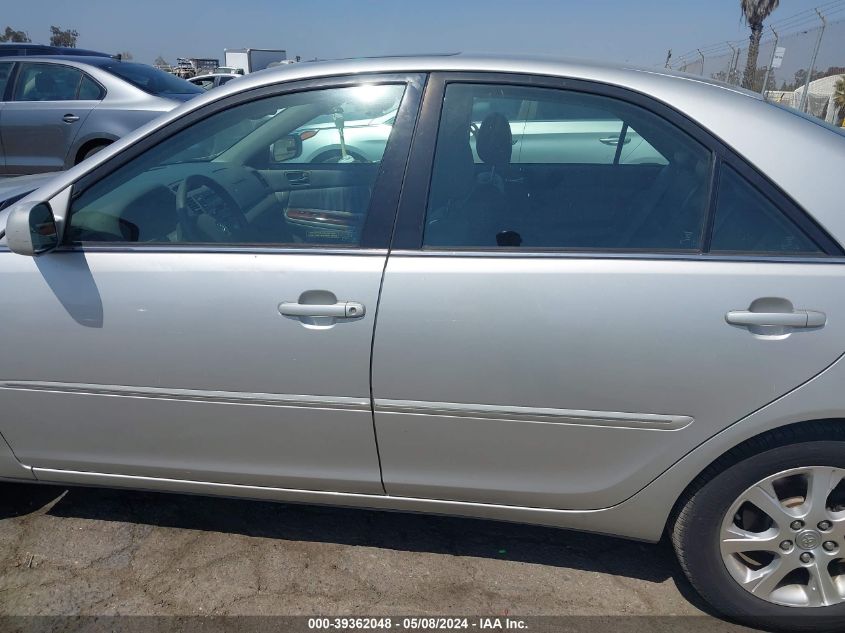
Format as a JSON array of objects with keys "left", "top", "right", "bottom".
[
  {"left": 13, "top": 63, "right": 84, "bottom": 101},
  {"left": 710, "top": 165, "right": 822, "bottom": 254},
  {"left": 67, "top": 83, "right": 407, "bottom": 247},
  {"left": 78, "top": 75, "right": 104, "bottom": 100},
  {"left": 0, "top": 62, "right": 13, "bottom": 99},
  {"left": 191, "top": 78, "right": 215, "bottom": 91},
  {"left": 424, "top": 83, "right": 712, "bottom": 250},
  {"left": 99, "top": 61, "right": 203, "bottom": 97},
  {"left": 467, "top": 90, "right": 665, "bottom": 166},
  {"left": 217, "top": 76, "right": 235, "bottom": 86}
]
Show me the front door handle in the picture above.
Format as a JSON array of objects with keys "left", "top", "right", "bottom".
[
  {"left": 62, "top": 114, "right": 80, "bottom": 123},
  {"left": 278, "top": 301, "right": 365, "bottom": 318},
  {"left": 285, "top": 171, "right": 310, "bottom": 185},
  {"left": 726, "top": 310, "right": 826, "bottom": 328}
]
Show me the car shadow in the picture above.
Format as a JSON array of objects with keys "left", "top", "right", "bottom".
[
  {"left": 0, "top": 481, "right": 718, "bottom": 615},
  {"left": 34, "top": 251, "right": 104, "bottom": 328}
]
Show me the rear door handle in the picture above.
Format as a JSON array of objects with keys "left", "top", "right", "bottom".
[
  {"left": 726, "top": 310, "right": 826, "bottom": 328},
  {"left": 62, "top": 114, "right": 80, "bottom": 123},
  {"left": 278, "top": 301, "right": 365, "bottom": 318}
]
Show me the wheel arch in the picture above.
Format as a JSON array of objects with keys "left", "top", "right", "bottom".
[
  {"left": 667, "top": 418, "right": 845, "bottom": 535},
  {"left": 73, "top": 137, "right": 116, "bottom": 166}
]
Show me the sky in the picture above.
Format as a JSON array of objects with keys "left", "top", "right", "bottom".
[{"left": 0, "top": 0, "right": 839, "bottom": 75}]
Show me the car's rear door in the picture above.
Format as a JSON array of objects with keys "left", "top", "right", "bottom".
[
  {"left": 0, "top": 74, "right": 423, "bottom": 492},
  {"left": 1, "top": 62, "right": 98, "bottom": 174},
  {"left": 372, "top": 73, "right": 845, "bottom": 510}
]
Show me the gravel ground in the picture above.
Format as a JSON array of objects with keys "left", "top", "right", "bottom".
[{"left": 0, "top": 481, "right": 756, "bottom": 632}]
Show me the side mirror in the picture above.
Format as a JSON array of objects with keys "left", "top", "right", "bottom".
[
  {"left": 6, "top": 200, "right": 60, "bottom": 256},
  {"left": 271, "top": 134, "right": 303, "bottom": 163}
]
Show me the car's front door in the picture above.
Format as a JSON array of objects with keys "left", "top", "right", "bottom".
[
  {"left": 0, "top": 75, "right": 423, "bottom": 492},
  {"left": 372, "top": 75, "right": 845, "bottom": 510},
  {"left": 1, "top": 62, "right": 99, "bottom": 174}
]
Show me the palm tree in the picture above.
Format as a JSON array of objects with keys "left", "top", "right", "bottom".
[
  {"left": 834, "top": 76, "right": 845, "bottom": 127},
  {"left": 741, "top": 0, "right": 780, "bottom": 90}
]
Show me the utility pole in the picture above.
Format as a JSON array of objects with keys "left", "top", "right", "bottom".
[
  {"left": 761, "top": 26, "right": 779, "bottom": 97},
  {"left": 698, "top": 49, "right": 705, "bottom": 76},
  {"left": 664, "top": 49, "right": 672, "bottom": 69},
  {"left": 799, "top": 9, "right": 827, "bottom": 113},
  {"left": 726, "top": 42, "right": 738, "bottom": 85}
]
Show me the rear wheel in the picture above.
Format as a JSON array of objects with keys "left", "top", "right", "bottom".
[
  {"left": 76, "top": 142, "right": 110, "bottom": 165},
  {"left": 672, "top": 440, "right": 845, "bottom": 632}
]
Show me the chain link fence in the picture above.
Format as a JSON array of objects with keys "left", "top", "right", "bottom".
[{"left": 670, "top": 4, "right": 845, "bottom": 127}]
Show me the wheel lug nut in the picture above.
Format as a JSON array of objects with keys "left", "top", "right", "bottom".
[
  {"left": 779, "top": 540, "right": 793, "bottom": 551},
  {"left": 800, "top": 552, "right": 814, "bottom": 563},
  {"left": 791, "top": 520, "right": 805, "bottom": 530},
  {"left": 823, "top": 541, "right": 837, "bottom": 552},
  {"left": 818, "top": 521, "right": 832, "bottom": 531}
]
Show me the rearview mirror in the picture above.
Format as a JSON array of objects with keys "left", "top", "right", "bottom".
[
  {"left": 271, "top": 134, "right": 303, "bottom": 163},
  {"left": 6, "top": 200, "right": 59, "bottom": 256}
]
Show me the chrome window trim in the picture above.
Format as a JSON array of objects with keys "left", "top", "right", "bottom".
[
  {"left": 0, "top": 245, "right": 388, "bottom": 256},
  {"left": 1, "top": 247, "right": 839, "bottom": 263},
  {"left": 386, "top": 249, "right": 845, "bottom": 265}
]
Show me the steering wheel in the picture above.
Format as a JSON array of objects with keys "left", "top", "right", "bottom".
[{"left": 175, "top": 173, "right": 251, "bottom": 242}]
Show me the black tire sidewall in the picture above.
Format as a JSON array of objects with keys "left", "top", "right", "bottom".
[
  {"left": 680, "top": 440, "right": 845, "bottom": 628},
  {"left": 80, "top": 143, "right": 109, "bottom": 163}
]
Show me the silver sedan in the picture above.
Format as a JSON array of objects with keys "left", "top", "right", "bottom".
[
  {"left": 0, "top": 56, "right": 202, "bottom": 175},
  {"left": 1, "top": 55, "right": 844, "bottom": 630}
]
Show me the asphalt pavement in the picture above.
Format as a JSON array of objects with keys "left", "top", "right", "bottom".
[{"left": 0, "top": 481, "right": 756, "bottom": 632}]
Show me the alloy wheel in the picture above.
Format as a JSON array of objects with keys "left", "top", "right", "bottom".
[{"left": 720, "top": 466, "right": 845, "bottom": 607}]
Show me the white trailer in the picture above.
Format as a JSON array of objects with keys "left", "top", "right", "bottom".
[{"left": 224, "top": 48, "right": 287, "bottom": 74}]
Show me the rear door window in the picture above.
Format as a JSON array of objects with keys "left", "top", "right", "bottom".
[{"left": 424, "top": 83, "right": 711, "bottom": 250}]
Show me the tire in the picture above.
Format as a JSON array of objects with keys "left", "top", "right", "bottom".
[
  {"left": 672, "top": 438, "right": 845, "bottom": 632},
  {"left": 77, "top": 142, "right": 110, "bottom": 165}
]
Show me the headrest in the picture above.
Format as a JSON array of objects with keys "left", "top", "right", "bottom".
[{"left": 476, "top": 112, "right": 512, "bottom": 169}]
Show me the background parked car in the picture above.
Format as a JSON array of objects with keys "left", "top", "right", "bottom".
[
  {"left": 0, "top": 172, "right": 55, "bottom": 211},
  {"left": 188, "top": 73, "right": 242, "bottom": 91},
  {"left": 293, "top": 105, "right": 663, "bottom": 165},
  {"left": 0, "top": 43, "right": 113, "bottom": 58},
  {"left": 0, "top": 56, "right": 203, "bottom": 175}
]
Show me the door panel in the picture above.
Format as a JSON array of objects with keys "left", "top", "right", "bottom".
[
  {"left": 260, "top": 165, "right": 380, "bottom": 244},
  {"left": 2, "top": 63, "right": 96, "bottom": 174},
  {"left": 1, "top": 100, "right": 96, "bottom": 173},
  {"left": 0, "top": 251, "right": 385, "bottom": 492},
  {"left": 372, "top": 256, "right": 845, "bottom": 509}
]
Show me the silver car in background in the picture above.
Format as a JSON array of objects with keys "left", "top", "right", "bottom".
[
  {"left": 188, "top": 73, "right": 242, "bottom": 91},
  {"left": 0, "top": 172, "right": 56, "bottom": 211},
  {"left": 0, "top": 56, "right": 203, "bottom": 174},
  {"left": 1, "top": 55, "right": 845, "bottom": 631}
]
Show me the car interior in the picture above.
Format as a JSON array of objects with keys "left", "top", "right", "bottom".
[
  {"left": 65, "top": 80, "right": 820, "bottom": 255},
  {"left": 16, "top": 65, "right": 82, "bottom": 101},
  {"left": 424, "top": 84, "right": 713, "bottom": 250},
  {"left": 67, "top": 84, "right": 405, "bottom": 246}
]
